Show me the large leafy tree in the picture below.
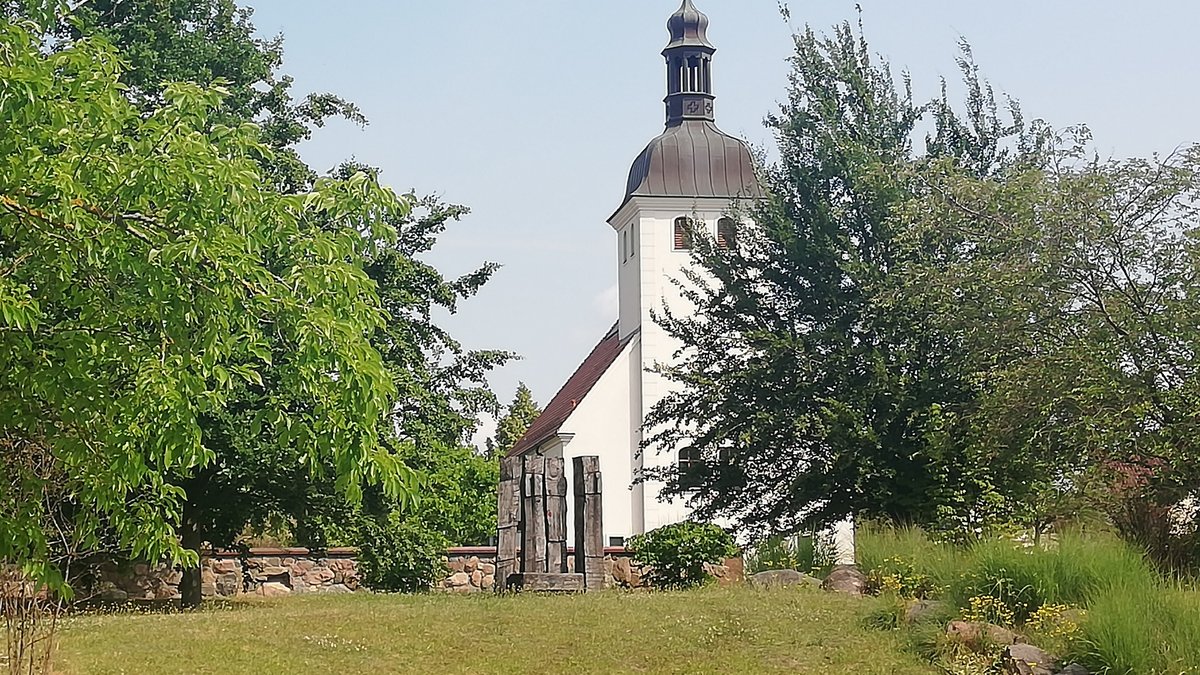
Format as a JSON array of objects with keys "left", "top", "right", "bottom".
[
  {"left": 902, "top": 145, "right": 1200, "bottom": 562},
  {"left": 6, "top": 1, "right": 511, "bottom": 606},
  {"left": 642, "top": 21, "right": 1050, "bottom": 537},
  {"left": 0, "top": 18, "right": 411, "bottom": 591}
]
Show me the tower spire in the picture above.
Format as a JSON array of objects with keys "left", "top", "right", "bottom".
[{"left": 663, "top": 0, "right": 716, "bottom": 125}]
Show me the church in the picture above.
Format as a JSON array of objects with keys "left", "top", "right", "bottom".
[{"left": 507, "top": 0, "right": 761, "bottom": 546}]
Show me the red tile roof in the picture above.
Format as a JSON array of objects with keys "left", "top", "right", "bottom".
[{"left": 508, "top": 323, "right": 636, "bottom": 457}]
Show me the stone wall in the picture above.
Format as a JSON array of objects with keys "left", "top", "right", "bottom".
[
  {"left": 89, "top": 548, "right": 361, "bottom": 602},
  {"left": 87, "top": 547, "right": 745, "bottom": 601},
  {"left": 440, "top": 547, "right": 745, "bottom": 593}
]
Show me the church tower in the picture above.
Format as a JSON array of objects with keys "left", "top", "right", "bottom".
[
  {"left": 609, "top": 0, "right": 761, "bottom": 533},
  {"left": 508, "top": 1, "right": 761, "bottom": 545}
]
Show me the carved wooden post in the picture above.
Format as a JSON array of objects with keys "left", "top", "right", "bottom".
[
  {"left": 521, "top": 455, "right": 548, "bottom": 573},
  {"left": 573, "top": 456, "right": 605, "bottom": 591},
  {"left": 545, "top": 457, "right": 568, "bottom": 573},
  {"left": 495, "top": 456, "right": 522, "bottom": 591}
]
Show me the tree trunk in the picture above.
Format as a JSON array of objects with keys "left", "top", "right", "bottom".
[{"left": 179, "top": 519, "right": 204, "bottom": 609}]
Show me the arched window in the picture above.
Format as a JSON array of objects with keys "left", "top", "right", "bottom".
[
  {"left": 717, "top": 218, "right": 737, "bottom": 250},
  {"left": 673, "top": 216, "right": 694, "bottom": 250},
  {"left": 678, "top": 447, "right": 703, "bottom": 490}
]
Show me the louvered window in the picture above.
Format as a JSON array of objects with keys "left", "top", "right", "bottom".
[{"left": 673, "top": 217, "right": 694, "bottom": 250}]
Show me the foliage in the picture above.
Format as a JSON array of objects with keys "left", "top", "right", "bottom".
[
  {"left": 900, "top": 143, "right": 1200, "bottom": 566},
  {"left": 0, "top": 18, "right": 411, "bottom": 593},
  {"left": 63, "top": 0, "right": 363, "bottom": 192},
  {"left": 354, "top": 515, "right": 449, "bottom": 594},
  {"left": 628, "top": 522, "right": 738, "bottom": 590},
  {"left": 486, "top": 383, "right": 540, "bottom": 458},
  {"left": 24, "top": 0, "right": 512, "bottom": 606},
  {"left": 641, "top": 19, "right": 1051, "bottom": 538}
]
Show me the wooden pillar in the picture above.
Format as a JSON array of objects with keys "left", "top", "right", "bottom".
[
  {"left": 495, "top": 456, "right": 522, "bottom": 591},
  {"left": 545, "top": 457, "right": 568, "bottom": 573},
  {"left": 573, "top": 456, "right": 605, "bottom": 591},
  {"left": 521, "top": 455, "right": 548, "bottom": 573}
]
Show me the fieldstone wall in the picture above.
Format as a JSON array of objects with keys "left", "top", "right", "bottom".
[
  {"left": 88, "top": 548, "right": 361, "bottom": 602},
  {"left": 87, "top": 547, "right": 745, "bottom": 600},
  {"left": 440, "top": 547, "right": 745, "bottom": 592}
]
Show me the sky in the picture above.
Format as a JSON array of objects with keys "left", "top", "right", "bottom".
[{"left": 245, "top": 0, "right": 1200, "bottom": 439}]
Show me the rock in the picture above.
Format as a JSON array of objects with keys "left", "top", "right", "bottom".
[
  {"left": 905, "top": 600, "right": 948, "bottom": 624},
  {"left": 723, "top": 557, "right": 745, "bottom": 584},
  {"left": 612, "top": 557, "right": 633, "bottom": 586},
  {"left": 258, "top": 582, "right": 291, "bottom": 598},
  {"left": 447, "top": 572, "right": 470, "bottom": 588},
  {"left": 215, "top": 575, "right": 241, "bottom": 597},
  {"left": 822, "top": 565, "right": 868, "bottom": 596},
  {"left": 1001, "top": 643, "right": 1056, "bottom": 675},
  {"left": 481, "top": 563, "right": 496, "bottom": 575},
  {"left": 291, "top": 559, "right": 315, "bottom": 574},
  {"left": 200, "top": 583, "right": 217, "bottom": 597},
  {"left": 470, "top": 571, "right": 483, "bottom": 587},
  {"left": 304, "top": 568, "right": 335, "bottom": 585},
  {"left": 99, "top": 587, "right": 128, "bottom": 602},
  {"left": 750, "top": 569, "right": 821, "bottom": 589},
  {"left": 447, "top": 559, "right": 466, "bottom": 573},
  {"left": 324, "top": 584, "right": 353, "bottom": 594},
  {"left": 201, "top": 569, "right": 217, "bottom": 585},
  {"left": 946, "top": 621, "right": 1022, "bottom": 652},
  {"left": 482, "top": 574, "right": 495, "bottom": 589},
  {"left": 1058, "top": 664, "right": 1091, "bottom": 675},
  {"left": 262, "top": 566, "right": 289, "bottom": 577},
  {"left": 464, "top": 556, "right": 480, "bottom": 573}
]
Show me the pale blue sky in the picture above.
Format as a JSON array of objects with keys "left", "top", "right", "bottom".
[{"left": 246, "top": 0, "right": 1199, "bottom": 431}]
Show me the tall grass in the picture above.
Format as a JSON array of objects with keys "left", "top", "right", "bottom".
[
  {"left": 944, "top": 531, "right": 1154, "bottom": 622},
  {"left": 856, "top": 523, "right": 968, "bottom": 588},
  {"left": 857, "top": 524, "right": 1200, "bottom": 674},
  {"left": 1072, "top": 581, "right": 1200, "bottom": 674}
]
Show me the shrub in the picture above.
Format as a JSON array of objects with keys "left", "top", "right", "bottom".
[
  {"left": 355, "top": 514, "right": 449, "bottom": 593},
  {"left": 628, "top": 522, "right": 738, "bottom": 590}
]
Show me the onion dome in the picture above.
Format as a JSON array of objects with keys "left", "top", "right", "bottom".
[
  {"left": 666, "top": 0, "right": 713, "bottom": 49},
  {"left": 620, "top": 1, "right": 762, "bottom": 202}
]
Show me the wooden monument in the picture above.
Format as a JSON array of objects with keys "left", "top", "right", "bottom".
[{"left": 495, "top": 455, "right": 605, "bottom": 592}]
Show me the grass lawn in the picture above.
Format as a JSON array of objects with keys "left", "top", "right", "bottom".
[{"left": 55, "top": 586, "right": 935, "bottom": 674}]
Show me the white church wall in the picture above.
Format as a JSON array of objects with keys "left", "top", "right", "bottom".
[{"left": 556, "top": 334, "right": 640, "bottom": 545}]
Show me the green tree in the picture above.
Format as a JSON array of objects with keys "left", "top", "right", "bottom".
[
  {"left": 901, "top": 144, "right": 1200, "bottom": 563},
  {"left": 26, "top": 1, "right": 512, "bottom": 605},
  {"left": 642, "top": 20, "right": 1049, "bottom": 537},
  {"left": 0, "top": 17, "right": 412, "bottom": 595},
  {"left": 488, "top": 383, "right": 540, "bottom": 457}
]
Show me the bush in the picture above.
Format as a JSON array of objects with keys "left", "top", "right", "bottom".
[
  {"left": 355, "top": 515, "right": 449, "bottom": 593},
  {"left": 628, "top": 522, "right": 738, "bottom": 590}
]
